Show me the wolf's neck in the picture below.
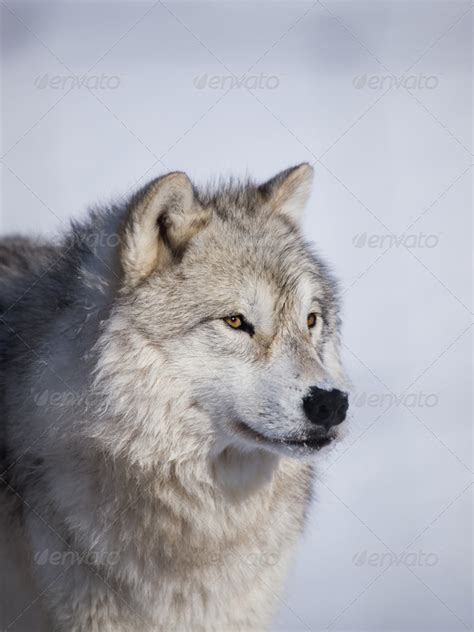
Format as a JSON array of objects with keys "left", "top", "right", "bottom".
[
  {"left": 63, "top": 206, "right": 125, "bottom": 330},
  {"left": 93, "top": 446, "right": 280, "bottom": 520},
  {"left": 57, "top": 443, "right": 308, "bottom": 577}
]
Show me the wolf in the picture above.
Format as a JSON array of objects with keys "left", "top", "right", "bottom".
[{"left": 0, "top": 163, "right": 349, "bottom": 632}]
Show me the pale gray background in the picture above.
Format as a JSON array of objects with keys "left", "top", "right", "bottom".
[{"left": 1, "top": 1, "right": 472, "bottom": 630}]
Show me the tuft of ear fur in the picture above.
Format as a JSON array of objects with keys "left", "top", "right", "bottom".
[
  {"left": 120, "top": 172, "right": 209, "bottom": 286},
  {"left": 259, "top": 163, "right": 314, "bottom": 224}
]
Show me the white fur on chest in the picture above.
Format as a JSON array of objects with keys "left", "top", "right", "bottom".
[
  {"left": 39, "top": 448, "right": 311, "bottom": 631},
  {"left": 137, "top": 457, "right": 307, "bottom": 628}
]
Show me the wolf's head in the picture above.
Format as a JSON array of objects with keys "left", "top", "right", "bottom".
[{"left": 93, "top": 165, "right": 349, "bottom": 463}]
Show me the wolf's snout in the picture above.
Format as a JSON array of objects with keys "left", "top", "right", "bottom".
[{"left": 302, "top": 387, "right": 348, "bottom": 429}]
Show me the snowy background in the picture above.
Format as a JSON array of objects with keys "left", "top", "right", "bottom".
[{"left": 1, "top": 1, "right": 472, "bottom": 630}]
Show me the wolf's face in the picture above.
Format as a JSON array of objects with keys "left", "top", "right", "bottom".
[{"left": 100, "top": 165, "right": 349, "bottom": 460}]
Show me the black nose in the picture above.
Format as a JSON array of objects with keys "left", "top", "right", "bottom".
[{"left": 302, "top": 387, "right": 348, "bottom": 429}]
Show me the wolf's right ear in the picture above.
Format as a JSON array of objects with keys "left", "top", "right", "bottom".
[
  {"left": 259, "top": 163, "right": 314, "bottom": 225},
  {"left": 120, "top": 172, "right": 209, "bottom": 286}
]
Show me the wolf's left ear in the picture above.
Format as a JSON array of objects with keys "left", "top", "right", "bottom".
[
  {"left": 120, "top": 172, "right": 209, "bottom": 286},
  {"left": 259, "top": 163, "right": 314, "bottom": 224}
]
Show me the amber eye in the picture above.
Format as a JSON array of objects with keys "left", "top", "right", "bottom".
[
  {"left": 224, "top": 315, "right": 243, "bottom": 329},
  {"left": 307, "top": 313, "right": 318, "bottom": 329}
]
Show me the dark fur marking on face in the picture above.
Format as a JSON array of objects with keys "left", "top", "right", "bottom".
[{"left": 239, "top": 317, "right": 255, "bottom": 337}]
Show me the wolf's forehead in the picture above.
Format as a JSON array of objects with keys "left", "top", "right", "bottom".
[
  {"left": 244, "top": 279, "right": 276, "bottom": 328},
  {"left": 239, "top": 273, "right": 319, "bottom": 321},
  {"left": 187, "top": 215, "right": 327, "bottom": 312}
]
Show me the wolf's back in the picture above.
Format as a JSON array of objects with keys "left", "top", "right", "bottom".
[
  {"left": 0, "top": 235, "right": 61, "bottom": 351},
  {"left": 0, "top": 236, "right": 60, "bottom": 310},
  {"left": 0, "top": 237, "right": 59, "bottom": 631},
  {"left": 0, "top": 237, "right": 62, "bottom": 461}
]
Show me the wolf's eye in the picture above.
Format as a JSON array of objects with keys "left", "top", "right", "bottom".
[
  {"left": 223, "top": 315, "right": 255, "bottom": 336},
  {"left": 307, "top": 313, "right": 318, "bottom": 329},
  {"left": 224, "top": 315, "right": 243, "bottom": 329}
]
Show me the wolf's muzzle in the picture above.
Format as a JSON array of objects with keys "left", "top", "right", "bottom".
[{"left": 302, "top": 387, "right": 348, "bottom": 429}]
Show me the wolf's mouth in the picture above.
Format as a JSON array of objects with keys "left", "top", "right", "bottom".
[{"left": 234, "top": 421, "right": 336, "bottom": 452}]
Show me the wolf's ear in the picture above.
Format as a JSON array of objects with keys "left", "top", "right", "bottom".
[
  {"left": 259, "top": 163, "right": 314, "bottom": 224},
  {"left": 120, "top": 172, "right": 209, "bottom": 286}
]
